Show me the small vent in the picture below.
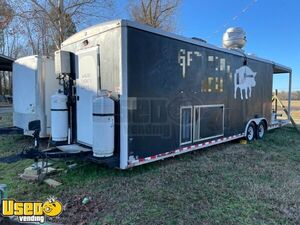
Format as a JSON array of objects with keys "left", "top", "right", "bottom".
[{"left": 191, "top": 37, "right": 207, "bottom": 43}]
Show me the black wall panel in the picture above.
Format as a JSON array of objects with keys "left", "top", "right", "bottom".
[{"left": 127, "top": 27, "right": 273, "bottom": 158}]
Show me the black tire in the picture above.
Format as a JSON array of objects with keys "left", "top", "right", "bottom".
[
  {"left": 257, "top": 121, "right": 266, "bottom": 139},
  {"left": 246, "top": 123, "right": 256, "bottom": 142}
]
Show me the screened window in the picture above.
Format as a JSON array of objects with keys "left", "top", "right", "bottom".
[
  {"left": 180, "top": 107, "right": 192, "bottom": 144},
  {"left": 198, "top": 105, "right": 224, "bottom": 140}
]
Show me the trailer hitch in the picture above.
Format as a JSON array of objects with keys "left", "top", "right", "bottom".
[{"left": 0, "top": 119, "right": 91, "bottom": 163}]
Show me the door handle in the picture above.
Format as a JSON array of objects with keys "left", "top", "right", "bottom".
[{"left": 77, "top": 96, "right": 80, "bottom": 101}]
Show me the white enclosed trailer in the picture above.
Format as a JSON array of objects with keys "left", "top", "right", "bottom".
[{"left": 13, "top": 55, "right": 59, "bottom": 137}]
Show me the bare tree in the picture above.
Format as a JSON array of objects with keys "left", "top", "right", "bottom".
[
  {"left": 0, "top": 20, "right": 26, "bottom": 96},
  {"left": 28, "top": 0, "right": 115, "bottom": 49},
  {"left": 0, "top": 0, "right": 13, "bottom": 29},
  {"left": 0, "top": 0, "right": 115, "bottom": 96},
  {"left": 0, "top": 0, "right": 15, "bottom": 55},
  {"left": 7, "top": 0, "right": 115, "bottom": 55},
  {"left": 0, "top": 0, "right": 17, "bottom": 96},
  {"left": 128, "top": 0, "right": 180, "bottom": 32}
]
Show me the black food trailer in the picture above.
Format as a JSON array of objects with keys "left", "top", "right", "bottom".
[{"left": 53, "top": 20, "right": 292, "bottom": 169}]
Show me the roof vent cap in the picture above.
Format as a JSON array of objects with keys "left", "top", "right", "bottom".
[{"left": 222, "top": 27, "right": 246, "bottom": 49}]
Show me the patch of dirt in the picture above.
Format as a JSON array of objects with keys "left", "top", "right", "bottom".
[{"left": 52, "top": 192, "right": 113, "bottom": 225}]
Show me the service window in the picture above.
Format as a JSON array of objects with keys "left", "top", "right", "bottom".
[
  {"left": 198, "top": 105, "right": 224, "bottom": 141},
  {"left": 180, "top": 106, "right": 192, "bottom": 145}
]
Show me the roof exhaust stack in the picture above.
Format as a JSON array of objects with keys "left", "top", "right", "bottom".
[{"left": 222, "top": 27, "right": 246, "bottom": 50}]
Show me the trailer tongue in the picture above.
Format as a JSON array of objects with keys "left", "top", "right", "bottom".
[{"left": 0, "top": 126, "right": 23, "bottom": 135}]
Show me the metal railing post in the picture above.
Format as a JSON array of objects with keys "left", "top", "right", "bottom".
[{"left": 288, "top": 72, "right": 292, "bottom": 120}]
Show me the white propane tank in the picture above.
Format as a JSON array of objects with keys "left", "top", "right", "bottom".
[
  {"left": 93, "top": 95, "right": 115, "bottom": 157},
  {"left": 51, "top": 91, "right": 68, "bottom": 141}
]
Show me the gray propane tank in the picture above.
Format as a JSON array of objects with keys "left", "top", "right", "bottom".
[
  {"left": 92, "top": 95, "right": 115, "bottom": 157},
  {"left": 51, "top": 91, "right": 68, "bottom": 142}
]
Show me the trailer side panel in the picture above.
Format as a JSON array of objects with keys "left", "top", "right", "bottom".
[{"left": 126, "top": 27, "right": 273, "bottom": 160}]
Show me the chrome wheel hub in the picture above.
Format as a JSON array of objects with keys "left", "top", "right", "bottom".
[
  {"left": 258, "top": 125, "right": 264, "bottom": 138},
  {"left": 248, "top": 127, "right": 254, "bottom": 140}
]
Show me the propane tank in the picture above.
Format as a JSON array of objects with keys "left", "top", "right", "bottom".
[
  {"left": 51, "top": 91, "right": 68, "bottom": 142},
  {"left": 92, "top": 95, "right": 115, "bottom": 157}
]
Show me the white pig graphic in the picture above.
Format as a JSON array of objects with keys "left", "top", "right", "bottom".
[{"left": 234, "top": 66, "right": 257, "bottom": 100}]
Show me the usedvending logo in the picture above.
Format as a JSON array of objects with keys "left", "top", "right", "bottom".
[{"left": 1, "top": 197, "right": 62, "bottom": 224}]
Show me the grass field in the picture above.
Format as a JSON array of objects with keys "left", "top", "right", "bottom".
[
  {"left": 1, "top": 125, "right": 300, "bottom": 225},
  {"left": 1, "top": 103, "right": 300, "bottom": 224},
  {"left": 282, "top": 100, "right": 300, "bottom": 109},
  {"left": 0, "top": 112, "right": 12, "bottom": 128}
]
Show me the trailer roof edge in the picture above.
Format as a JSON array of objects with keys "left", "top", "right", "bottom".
[
  {"left": 61, "top": 19, "right": 291, "bottom": 70},
  {"left": 13, "top": 55, "right": 53, "bottom": 63},
  {"left": 273, "top": 63, "right": 292, "bottom": 74}
]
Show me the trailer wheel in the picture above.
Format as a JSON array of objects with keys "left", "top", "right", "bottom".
[
  {"left": 246, "top": 123, "right": 256, "bottom": 142},
  {"left": 257, "top": 121, "right": 266, "bottom": 139}
]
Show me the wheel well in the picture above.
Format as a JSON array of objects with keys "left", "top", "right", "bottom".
[
  {"left": 260, "top": 119, "right": 267, "bottom": 129},
  {"left": 244, "top": 118, "right": 268, "bottom": 136},
  {"left": 249, "top": 121, "right": 256, "bottom": 129}
]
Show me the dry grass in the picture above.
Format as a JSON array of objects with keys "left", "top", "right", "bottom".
[
  {"left": 281, "top": 100, "right": 300, "bottom": 110},
  {"left": 273, "top": 101, "right": 300, "bottom": 123},
  {"left": 0, "top": 112, "right": 12, "bottom": 128}
]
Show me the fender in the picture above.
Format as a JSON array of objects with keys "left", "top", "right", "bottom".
[{"left": 244, "top": 117, "right": 268, "bottom": 136}]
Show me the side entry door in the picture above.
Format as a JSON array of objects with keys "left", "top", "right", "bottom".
[{"left": 76, "top": 46, "right": 100, "bottom": 146}]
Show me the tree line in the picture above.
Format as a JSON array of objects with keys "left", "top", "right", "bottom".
[
  {"left": 275, "top": 91, "right": 300, "bottom": 101},
  {"left": 2, "top": 1, "right": 298, "bottom": 101}
]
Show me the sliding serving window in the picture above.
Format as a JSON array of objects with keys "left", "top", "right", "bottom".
[
  {"left": 180, "top": 106, "right": 192, "bottom": 145},
  {"left": 194, "top": 104, "right": 224, "bottom": 142}
]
